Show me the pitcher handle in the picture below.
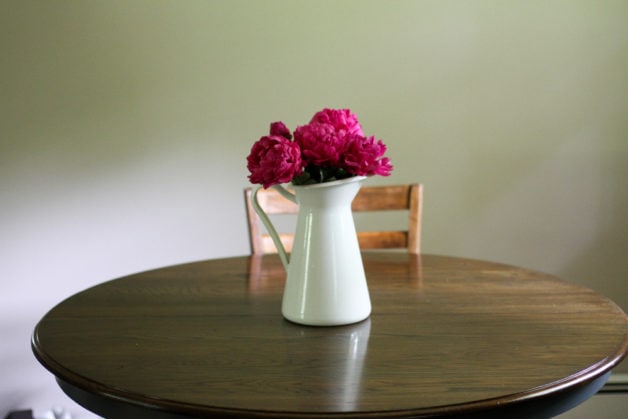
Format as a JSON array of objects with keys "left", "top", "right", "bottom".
[
  {"left": 251, "top": 186, "right": 295, "bottom": 270},
  {"left": 272, "top": 184, "right": 297, "bottom": 204}
]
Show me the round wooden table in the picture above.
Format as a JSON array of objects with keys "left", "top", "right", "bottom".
[{"left": 32, "top": 253, "right": 628, "bottom": 418}]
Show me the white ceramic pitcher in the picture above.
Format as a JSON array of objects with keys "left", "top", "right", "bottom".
[{"left": 252, "top": 175, "right": 371, "bottom": 326}]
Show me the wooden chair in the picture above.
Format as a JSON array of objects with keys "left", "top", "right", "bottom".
[{"left": 244, "top": 183, "right": 423, "bottom": 255}]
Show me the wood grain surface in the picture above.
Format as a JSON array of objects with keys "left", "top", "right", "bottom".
[{"left": 32, "top": 253, "right": 628, "bottom": 418}]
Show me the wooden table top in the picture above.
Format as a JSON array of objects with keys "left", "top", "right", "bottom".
[{"left": 32, "top": 253, "right": 628, "bottom": 418}]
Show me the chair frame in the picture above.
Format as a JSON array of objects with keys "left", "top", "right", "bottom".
[{"left": 245, "top": 183, "right": 423, "bottom": 255}]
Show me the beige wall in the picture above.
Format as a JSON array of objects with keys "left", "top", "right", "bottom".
[{"left": 1, "top": 1, "right": 626, "bottom": 415}]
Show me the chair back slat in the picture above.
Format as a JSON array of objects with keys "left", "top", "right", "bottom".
[
  {"left": 357, "top": 231, "right": 408, "bottom": 249},
  {"left": 254, "top": 188, "right": 299, "bottom": 214},
  {"left": 245, "top": 183, "right": 423, "bottom": 255},
  {"left": 352, "top": 185, "right": 412, "bottom": 211}
]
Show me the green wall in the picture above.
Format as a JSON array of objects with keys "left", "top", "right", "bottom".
[{"left": 2, "top": 0, "right": 627, "bottom": 384}]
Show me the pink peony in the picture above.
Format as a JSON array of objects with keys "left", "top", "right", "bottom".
[
  {"left": 310, "top": 108, "right": 364, "bottom": 137},
  {"left": 293, "top": 122, "right": 344, "bottom": 167},
  {"left": 247, "top": 135, "right": 303, "bottom": 188},
  {"left": 342, "top": 135, "right": 393, "bottom": 177},
  {"left": 269, "top": 121, "right": 292, "bottom": 139},
  {"left": 246, "top": 108, "right": 392, "bottom": 186}
]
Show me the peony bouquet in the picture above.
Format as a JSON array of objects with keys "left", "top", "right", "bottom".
[{"left": 246, "top": 108, "right": 393, "bottom": 188}]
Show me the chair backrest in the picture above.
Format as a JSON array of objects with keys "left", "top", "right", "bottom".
[{"left": 244, "top": 183, "right": 423, "bottom": 255}]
